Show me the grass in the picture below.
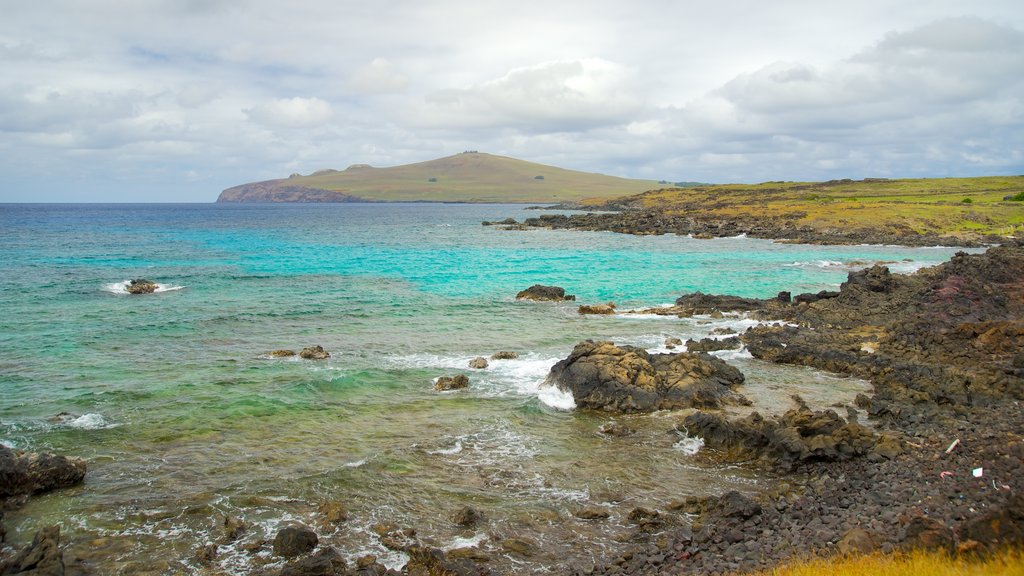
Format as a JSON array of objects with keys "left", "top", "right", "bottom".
[
  {"left": 603, "top": 176, "right": 1024, "bottom": 241},
  {"left": 750, "top": 548, "right": 1024, "bottom": 576}
]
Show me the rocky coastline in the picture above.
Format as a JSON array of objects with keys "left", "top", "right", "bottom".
[
  {"left": 511, "top": 212, "right": 999, "bottom": 247},
  {"left": 4, "top": 242, "right": 1022, "bottom": 575}
]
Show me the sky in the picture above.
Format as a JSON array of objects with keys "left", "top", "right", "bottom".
[{"left": 2, "top": 1, "right": 1023, "bottom": 202}]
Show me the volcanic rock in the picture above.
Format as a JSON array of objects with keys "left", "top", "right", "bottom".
[
  {"left": 434, "top": 375, "right": 469, "bottom": 391},
  {"left": 544, "top": 340, "right": 747, "bottom": 412},
  {"left": 0, "top": 525, "right": 64, "bottom": 575},
  {"left": 126, "top": 279, "right": 157, "bottom": 294},
  {"left": 299, "top": 346, "right": 330, "bottom": 360},
  {"left": 515, "top": 285, "right": 576, "bottom": 301},
  {"left": 0, "top": 445, "right": 87, "bottom": 498},
  {"left": 468, "top": 357, "right": 489, "bottom": 369},
  {"left": 685, "top": 336, "right": 741, "bottom": 352},
  {"left": 273, "top": 524, "right": 318, "bottom": 558},
  {"left": 578, "top": 303, "right": 616, "bottom": 315},
  {"left": 490, "top": 351, "right": 519, "bottom": 360}
]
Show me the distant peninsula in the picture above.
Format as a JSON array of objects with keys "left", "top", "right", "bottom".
[{"left": 217, "top": 151, "right": 663, "bottom": 204}]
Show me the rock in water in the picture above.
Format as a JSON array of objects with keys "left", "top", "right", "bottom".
[
  {"left": 2, "top": 525, "right": 64, "bottom": 575},
  {"left": 578, "top": 302, "right": 616, "bottom": 315},
  {"left": 544, "top": 340, "right": 747, "bottom": 412},
  {"left": 126, "top": 279, "right": 157, "bottom": 294},
  {"left": 435, "top": 375, "right": 469, "bottom": 391},
  {"left": 273, "top": 524, "right": 318, "bottom": 558},
  {"left": 452, "top": 506, "right": 484, "bottom": 527},
  {"left": 468, "top": 357, "right": 489, "bottom": 369},
  {"left": 515, "top": 285, "right": 576, "bottom": 301},
  {"left": 0, "top": 445, "right": 86, "bottom": 498},
  {"left": 299, "top": 346, "right": 330, "bottom": 360},
  {"left": 490, "top": 351, "right": 519, "bottom": 360}
]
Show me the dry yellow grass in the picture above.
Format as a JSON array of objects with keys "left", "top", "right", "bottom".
[{"left": 750, "top": 549, "right": 1024, "bottom": 576}]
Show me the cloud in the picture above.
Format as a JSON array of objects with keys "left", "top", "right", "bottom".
[
  {"left": 245, "top": 97, "right": 333, "bottom": 128},
  {"left": 348, "top": 58, "right": 409, "bottom": 94},
  {"left": 415, "top": 58, "right": 642, "bottom": 132}
]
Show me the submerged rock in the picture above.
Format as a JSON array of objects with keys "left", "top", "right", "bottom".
[
  {"left": 434, "top": 375, "right": 469, "bottom": 391},
  {"left": 490, "top": 351, "right": 519, "bottom": 360},
  {"left": 0, "top": 525, "right": 64, "bottom": 575},
  {"left": 126, "top": 279, "right": 157, "bottom": 294},
  {"left": 0, "top": 445, "right": 86, "bottom": 498},
  {"left": 544, "top": 340, "right": 747, "bottom": 413},
  {"left": 515, "top": 285, "right": 576, "bottom": 301},
  {"left": 265, "top": 349, "right": 297, "bottom": 358},
  {"left": 452, "top": 506, "right": 484, "bottom": 527}
]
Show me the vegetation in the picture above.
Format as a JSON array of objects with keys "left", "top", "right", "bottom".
[
  {"left": 749, "top": 548, "right": 1024, "bottom": 576},
  {"left": 225, "top": 152, "right": 660, "bottom": 203},
  {"left": 592, "top": 176, "right": 1024, "bottom": 241}
]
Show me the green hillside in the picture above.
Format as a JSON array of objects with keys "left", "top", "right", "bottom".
[{"left": 218, "top": 152, "right": 662, "bottom": 203}]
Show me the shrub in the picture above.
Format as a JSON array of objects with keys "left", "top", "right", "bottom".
[
  {"left": 1007, "top": 192, "right": 1024, "bottom": 201},
  {"left": 962, "top": 197, "right": 973, "bottom": 204}
]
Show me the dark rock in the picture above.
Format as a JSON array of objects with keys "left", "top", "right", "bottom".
[
  {"left": 452, "top": 506, "right": 484, "bottom": 527},
  {"left": 279, "top": 547, "right": 348, "bottom": 576},
  {"left": 489, "top": 351, "right": 518, "bottom": 360},
  {"left": 544, "top": 340, "right": 747, "bottom": 413},
  {"left": 299, "top": 346, "right": 330, "bottom": 360},
  {"left": 717, "top": 491, "right": 761, "bottom": 519},
  {"left": 664, "top": 337, "right": 683, "bottom": 349},
  {"left": 793, "top": 290, "right": 840, "bottom": 304},
  {"left": 1, "top": 525, "right": 64, "bottom": 575},
  {"left": 598, "top": 422, "right": 634, "bottom": 437},
  {"left": 902, "top": 516, "right": 953, "bottom": 552},
  {"left": 406, "top": 545, "right": 492, "bottom": 575},
  {"left": 273, "top": 524, "right": 318, "bottom": 558},
  {"left": 776, "top": 291, "right": 792, "bottom": 303},
  {"left": 126, "top": 279, "right": 157, "bottom": 294},
  {"left": 515, "top": 285, "right": 576, "bottom": 301},
  {"left": 468, "top": 357, "right": 489, "bottom": 369},
  {"left": 434, "top": 375, "right": 469, "bottom": 391},
  {"left": 685, "top": 337, "right": 741, "bottom": 353},
  {"left": 579, "top": 303, "right": 616, "bottom": 315},
  {"left": 196, "top": 543, "right": 218, "bottom": 565},
  {"left": 0, "top": 445, "right": 87, "bottom": 498},
  {"left": 957, "top": 494, "right": 1024, "bottom": 550},
  {"left": 672, "top": 292, "right": 770, "bottom": 314},
  {"left": 317, "top": 501, "right": 348, "bottom": 525}
]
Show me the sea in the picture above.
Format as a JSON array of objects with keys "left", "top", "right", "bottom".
[{"left": 0, "top": 203, "right": 975, "bottom": 574}]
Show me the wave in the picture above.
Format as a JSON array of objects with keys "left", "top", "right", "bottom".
[
  {"left": 104, "top": 280, "right": 184, "bottom": 295},
  {"left": 57, "top": 412, "right": 119, "bottom": 430}
]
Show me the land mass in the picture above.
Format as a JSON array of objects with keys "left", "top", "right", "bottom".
[
  {"left": 520, "top": 177, "right": 1024, "bottom": 247},
  {"left": 217, "top": 152, "right": 662, "bottom": 204}
]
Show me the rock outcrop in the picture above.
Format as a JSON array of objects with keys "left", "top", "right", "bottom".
[
  {"left": 126, "top": 279, "right": 157, "bottom": 294},
  {"left": 299, "top": 346, "right": 330, "bottom": 360},
  {"left": 435, "top": 375, "right": 469, "bottom": 391},
  {"left": 543, "top": 340, "right": 747, "bottom": 412},
  {"left": 0, "top": 525, "right": 64, "bottom": 575},
  {"left": 515, "top": 285, "right": 575, "bottom": 301},
  {"left": 0, "top": 445, "right": 86, "bottom": 498},
  {"left": 578, "top": 303, "right": 616, "bottom": 315},
  {"left": 273, "top": 524, "right": 318, "bottom": 558}
]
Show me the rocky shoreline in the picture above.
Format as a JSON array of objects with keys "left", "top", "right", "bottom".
[
  {"left": 570, "top": 242, "right": 1024, "bottom": 575},
  {"left": 3, "top": 244, "right": 1022, "bottom": 575},
  {"left": 510, "top": 212, "right": 999, "bottom": 247}
]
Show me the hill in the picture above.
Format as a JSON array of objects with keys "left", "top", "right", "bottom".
[{"left": 217, "top": 152, "right": 662, "bottom": 203}]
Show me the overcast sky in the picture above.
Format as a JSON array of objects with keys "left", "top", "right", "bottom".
[{"left": 2, "top": 1, "right": 1023, "bottom": 202}]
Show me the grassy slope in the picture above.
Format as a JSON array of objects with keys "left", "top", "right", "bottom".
[
  {"left": 600, "top": 176, "right": 1024, "bottom": 240},
  {"left": 274, "top": 152, "right": 661, "bottom": 203},
  {"left": 749, "top": 548, "right": 1024, "bottom": 576}
]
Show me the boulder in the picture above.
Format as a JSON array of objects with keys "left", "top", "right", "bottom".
[
  {"left": 515, "top": 285, "right": 575, "bottom": 301},
  {"left": 956, "top": 494, "right": 1024, "bottom": 551},
  {"left": 0, "top": 525, "right": 64, "bottom": 575},
  {"left": 405, "top": 545, "right": 493, "bottom": 575},
  {"left": 435, "top": 375, "right": 469, "bottom": 391},
  {"left": 126, "top": 279, "right": 157, "bottom": 294},
  {"left": 317, "top": 501, "right": 348, "bottom": 525},
  {"left": 902, "top": 516, "right": 954, "bottom": 552},
  {"left": 544, "top": 340, "right": 747, "bottom": 413},
  {"left": 266, "top": 350, "right": 297, "bottom": 358},
  {"left": 578, "top": 303, "right": 616, "bottom": 315},
  {"left": 299, "top": 346, "right": 330, "bottom": 360},
  {"left": 223, "top": 515, "right": 247, "bottom": 543},
  {"left": 273, "top": 524, "right": 318, "bottom": 558},
  {"left": 575, "top": 505, "right": 611, "bottom": 520},
  {"left": 490, "top": 351, "right": 518, "bottom": 360},
  {"left": 468, "top": 357, "right": 489, "bottom": 369},
  {"left": 664, "top": 337, "right": 683, "bottom": 349},
  {"left": 0, "top": 445, "right": 87, "bottom": 498},
  {"left": 838, "top": 527, "right": 878, "bottom": 555},
  {"left": 279, "top": 547, "right": 349, "bottom": 576}
]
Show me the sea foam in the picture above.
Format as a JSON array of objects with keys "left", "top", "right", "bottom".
[{"left": 104, "top": 280, "right": 184, "bottom": 295}]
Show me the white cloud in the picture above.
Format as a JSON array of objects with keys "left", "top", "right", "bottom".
[
  {"left": 348, "top": 58, "right": 409, "bottom": 94},
  {"left": 245, "top": 97, "right": 333, "bottom": 128}
]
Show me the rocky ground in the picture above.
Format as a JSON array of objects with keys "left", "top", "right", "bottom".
[{"left": 512, "top": 212, "right": 997, "bottom": 247}]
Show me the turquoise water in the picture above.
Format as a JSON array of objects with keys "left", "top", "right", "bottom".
[{"left": 0, "top": 203, "right": 972, "bottom": 573}]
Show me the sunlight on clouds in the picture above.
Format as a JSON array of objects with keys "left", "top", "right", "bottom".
[
  {"left": 245, "top": 97, "right": 333, "bottom": 128},
  {"left": 348, "top": 58, "right": 408, "bottom": 94}
]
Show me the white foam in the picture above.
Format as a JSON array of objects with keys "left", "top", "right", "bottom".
[
  {"left": 444, "top": 533, "right": 487, "bottom": 551},
  {"left": 343, "top": 459, "right": 367, "bottom": 468},
  {"left": 68, "top": 413, "right": 113, "bottom": 429},
  {"left": 428, "top": 441, "right": 464, "bottom": 455},
  {"left": 537, "top": 384, "right": 576, "bottom": 410},
  {"left": 710, "top": 347, "right": 754, "bottom": 361},
  {"left": 674, "top": 431, "right": 705, "bottom": 455},
  {"left": 104, "top": 280, "right": 184, "bottom": 295}
]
